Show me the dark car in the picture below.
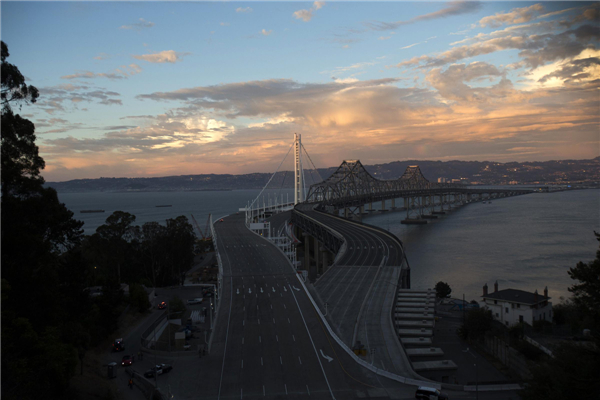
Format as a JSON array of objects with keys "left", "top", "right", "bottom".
[
  {"left": 113, "top": 338, "right": 125, "bottom": 352},
  {"left": 158, "top": 301, "right": 167, "bottom": 309},
  {"left": 121, "top": 355, "right": 132, "bottom": 366},
  {"left": 144, "top": 364, "right": 173, "bottom": 378},
  {"left": 415, "top": 386, "right": 449, "bottom": 400},
  {"left": 202, "top": 289, "right": 214, "bottom": 298}
]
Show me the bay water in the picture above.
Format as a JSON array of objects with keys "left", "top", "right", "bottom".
[{"left": 58, "top": 188, "right": 599, "bottom": 302}]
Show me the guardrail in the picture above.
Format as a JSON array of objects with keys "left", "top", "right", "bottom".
[{"left": 208, "top": 214, "right": 230, "bottom": 354}]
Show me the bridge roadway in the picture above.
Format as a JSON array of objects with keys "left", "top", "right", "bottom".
[
  {"left": 210, "top": 213, "right": 412, "bottom": 400},
  {"left": 278, "top": 206, "right": 418, "bottom": 380}
]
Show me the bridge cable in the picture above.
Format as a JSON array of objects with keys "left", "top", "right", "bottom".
[
  {"left": 301, "top": 142, "right": 323, "bottom": 183},
  {"left": 249, "top": 140, "right": 294, "bottom": 210}
]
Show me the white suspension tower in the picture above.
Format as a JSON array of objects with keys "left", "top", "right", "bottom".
[{"left": 294, "top": 133, "right": 304, "bottom": 204}]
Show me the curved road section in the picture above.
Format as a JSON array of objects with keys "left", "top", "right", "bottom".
[
  {"left": 294, "top": 205, "right": 417, "bottom": 379},
  {"left": 210, "top": 213, "right": 412, "bottom": 399}
]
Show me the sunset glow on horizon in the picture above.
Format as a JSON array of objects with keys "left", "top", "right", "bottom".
[{"left": 3, "top": 1, "right": 599, "bottom": 182}]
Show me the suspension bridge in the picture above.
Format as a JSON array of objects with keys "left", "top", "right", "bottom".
[{"left": 207, "top": 134, "right": 530, "bottom": 399}]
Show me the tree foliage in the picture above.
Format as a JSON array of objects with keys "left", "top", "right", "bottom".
[
  {"left": 0, "top": 42, "right": 198, "bottom": 400},
  {"left": 459, "top": 308, "right": 493, "bottom": 341},
  {"left": 567, "top": 231, "right": 600, "bottom": 331},
  {"left": 521, "top": 342, "right": 600, "bottom": 400},
  {"left": 435, "top": 281, "right": 452, "bottom": 298}
]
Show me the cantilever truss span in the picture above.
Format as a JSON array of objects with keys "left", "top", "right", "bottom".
[{"left": 306, "top": 159, "right": 459, "bottom": 206}]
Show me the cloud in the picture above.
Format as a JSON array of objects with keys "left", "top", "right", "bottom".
[
  {"left": 364, "top": 1, "right": 482, "bottom": 31},
  {"left": 425, "top": 62, "right": 513, "bottom": 102},
  {"left": 294, "top": 1, "right": 325, "bottom": 22},
  {"left": 378, "top": 36, "right": 391, "bottom": 41},
  {"left": 93, "top": 53, "right": 111, "bottom": 60},
  {"left": 60, "top": 64, "right": 142, "bottom": 81},
  {"left": 236, "top": 7, "right": 252, "bottom": 13},
  {"left": 35, "top": 84, "right": 122, "bottom": 114},
  {"left": 261, "top": 29, "right": 272, "bottom": 36},
  {"left": 479, "top": 4, "right": 545, "bottom": 28},
  {"left": 396, "top": 24, "right": 600, "bottom": 70},
  {"left": 41, "top": 69, "right": 600, "bottom": 181},
  {"left": 220, "top": 22, "right": 230, "bottom": 26},
  {"left": 119, "top": 18, "right": 155, "bottom": 31},
  {"left": 132, "top": 50, "right": 190, "bottom": 64}
]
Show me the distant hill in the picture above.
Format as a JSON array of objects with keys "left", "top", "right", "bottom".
[{"left": 45, "top": 157, "right": 600, "bottom": 193}]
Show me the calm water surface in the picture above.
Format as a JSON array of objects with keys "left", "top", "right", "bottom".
[
  {"left": 366, "top": 189, "right": 599, "bottom": 301},
  {"left": 58, "top": 189, "right": 599, "bottom": 302}
]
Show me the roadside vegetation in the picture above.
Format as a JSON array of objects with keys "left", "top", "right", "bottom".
[{"left": 1, "top": 42, "right": 196, "bottom": 400}]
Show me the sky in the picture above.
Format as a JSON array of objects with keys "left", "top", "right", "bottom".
[{"left": 2, "top": 1, "right": 599, "bottom": 182}]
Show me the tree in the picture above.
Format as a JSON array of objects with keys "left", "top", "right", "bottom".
[
  {"left": 1, "top": 42, "right": 87, "bottom": 400},
  {"left": 459, "top": 308, "right": 493, "bottom": 341},
  {"left": 567, "top": 231, "right": 600, "bottom": 331},
  {"left": 521, "top": 341, "right": 600, "bottom": 400},
  {"left": 435, "top": 281, "right": 452, "bottom": 298},
  {"left": 1, "top": 40, "right": 43, "bottom": 197}
]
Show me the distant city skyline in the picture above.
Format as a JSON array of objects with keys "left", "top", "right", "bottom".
[{"left": 2, "top": 1, "right": 599, "bottom": 181}]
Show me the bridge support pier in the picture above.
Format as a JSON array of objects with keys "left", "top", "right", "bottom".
[
  {"left": 391, "top": 198, "right": 396, "bottom": 209},
  {"left": 314, "top": 236, "right": 320, "bottom": 279},
  {"left": 303, "top": 232, "right": 310, "bottom": 273}
]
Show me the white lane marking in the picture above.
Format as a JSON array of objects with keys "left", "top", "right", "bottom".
[
  {"left": 306, "top": 385, "right": 311, "bottom": 396},
  {"left": 284, "top": 287, "right": 287, "bottom": 292},
  {"left": 292, "top": 286, "right": 300, "bottom": 291},
  {"left": 259, "top": 336, "right": 261, "bottom": 343},
  {"left": 288, "top": 283, "right": 336, "bottom": 399},
  {"left": 280, "top": 293, "right": 283, "bottom": 297},
  {"left": 283, "top": 304, "right": 286, "bottom": 309},
  {"left": 258, "top": 318, "right": 260, "bottom": 325},
  {"left": 268, "top": 293, "right": 270, "bottom": 298},
  {"left": 263, "top": 386, "right": 265, "bottom": 396},
  {"left": 242, "top": 337, "right": 244, "bottom": 345},
  {"left": 292, "top": 335, "right": 296, "bottom": 342},
  {"left": 248, "top": 288, "right": 252, "bottom": 294},
  {"left": 236, "top": 288, "right": 239, "bottom": 294},
  {"left": 273, "top": 318, "right": 276, "bottom": 324},
  {"left": 288, "top": 318, "right": 291, "bottom": 324},
  {"left": 272, "top": 287, "right": 275, "bottom": 292},
  {"left": 217, "top": 278, "right": 233, "bottom": 400},
  {"left": 276, "top": 335, "right": 278, "bottom": 342},
  {"left": 260, "top": 287, "right": 264, "bottom": 293},
  {"left": 320, "top": 349, "right": 333, "bottom": 362},
  {"left": 284, "top": 384, "right": 288, "bottom": 395},
  {"left": 257, "top": 305, "right": 259, "bottom": 310},
  {"left": 270, "top": 304, "right": 273, "bottom": 309},
  {"left": 241, "top": 388, "right": 243, "bottom": 399},
  {"left": 241, "top": 359, "right": 244, "bottom": 368},
  {"left": 280, "top": 356, "right": 283, "bottom": 365},
  {"left": 243, "top": 320, "right": 245, "bottom": 326},
  {"left": 298, "top": 356, "right": 302, "bottom": 365},
  {"left": 261, "top": 357, "right": 263, "bottom": 366}
]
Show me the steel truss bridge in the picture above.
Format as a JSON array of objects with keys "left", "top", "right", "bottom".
[{"left": 303, "top": 159, "right": 533, "bottom": 221}]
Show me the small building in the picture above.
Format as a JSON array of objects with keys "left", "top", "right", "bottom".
[{"left": 480, "top": 281, "right": 552, "bottom": 327}]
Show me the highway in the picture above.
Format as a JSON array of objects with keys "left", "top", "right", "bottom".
[
  {"left": 291, "top": 206, "right": 417, "bottom": 379},
  {"left": 209, "top": 213, "right": 408, "bottom": 399}
]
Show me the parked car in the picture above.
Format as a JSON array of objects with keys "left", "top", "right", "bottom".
[
  {"left": 415, "top": 386, "right": 449, "bottom": 400},
  {"left": 158, "top": 301, "right": 167, "bottom": 309},
  {"left": 187, "top": 298, "right": 203, "bottom": 305},
  {"left": 121, "top": 355, "right": 132, "bottom": 366},
  {"left": 113, "top": 338, "right": 125, "bottom": 352},
  {"left": 144, "top": 364, "right": 173, "bottom": 378},
  {"left": 203, "top": 289, "right": 214, "bottom": 298}
]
